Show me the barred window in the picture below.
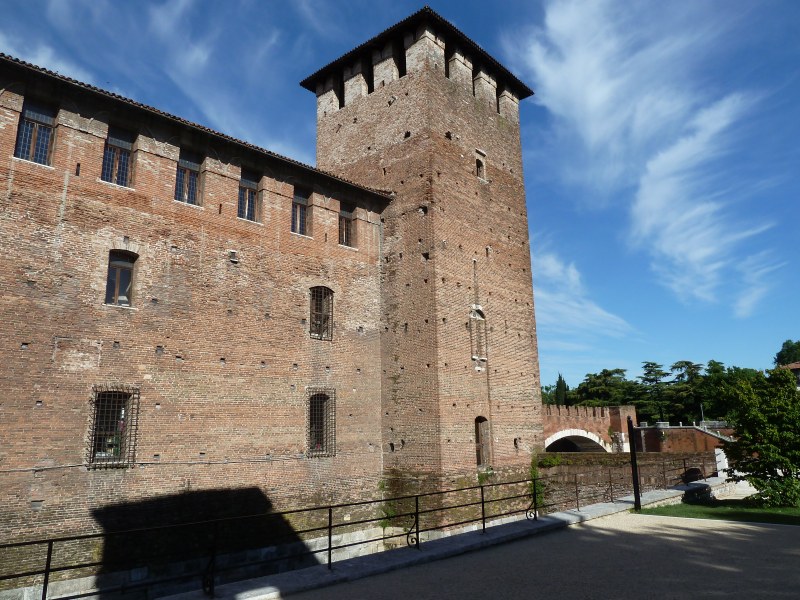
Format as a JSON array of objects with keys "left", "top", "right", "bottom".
[
  {"left": 105, "top": 250, "right": 137, "bottom": 306},
  {"left": 89, "top": 385, "right": 140, "bottom": 468},
  {"left": 238, "top": 169, "right": 260, "bottom": 222},
  {"left": 339, "top": 202, "right": 355, "bottom": 247},
  {"left": 292, "top": 187, "right": 310, "bottom": 235},
  {"left": 310, "top": 286, "right": 333, "bottom": 340},
  {"left": 175, "top": 150, "right": 202, "bottom": 205},
  {"left": 308, "top": 390, "right": 335, "bottom": 457},
  {"left": 14, "top": 102, "right": 56, "bottom": 165},
  {"left": 101, "top": 127, "right": 135, "bottom": 187}
]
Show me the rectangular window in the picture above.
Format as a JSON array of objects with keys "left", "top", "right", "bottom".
[
  {"left": 238, "top": 169, "right": 260, "bottom": 222},
  {"left": 101, "top": 127, "right": 135, "bottom": 187},
  {"left": 175, "top": 150, "right": 202, "bottom": 205},
  {"left": 339, "top": 202, "right": 355, "bottom": 247},
  {"left": 14, "top": 102, "right": 57, "bottom": 165},
  {"left": 308, "top": 390, "right": 335, "bottom": 457},
  {"left": 89, "top": 385, "right": 140, "bottom": 468},
  {"left": 105, "top": 250, "right": 138, "bottom": 306},
  {"left": 292, "top": 187, "right": 310, "bottom": 235}
]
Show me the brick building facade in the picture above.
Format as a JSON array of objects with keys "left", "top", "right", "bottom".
[{"left": 0, "top": 7, "right": 541, "bottom": 540}]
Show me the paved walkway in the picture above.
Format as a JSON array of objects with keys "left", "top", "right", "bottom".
[
  {"left": 168, "top": 477, "right": 789, "bottom": 600},
  {"left": 288, "top": 511, "right": 800, "bottom": 599}
]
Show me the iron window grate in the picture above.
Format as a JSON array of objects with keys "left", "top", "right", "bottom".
[
  {"left": 307, "top": 389, "right": 336, "bottom": 457},
  {"left": 309, "top": 287, "right": 333, "bottom": 340},
  {"left": 88, "top": 385, "right": 140, "bottom": 468}
]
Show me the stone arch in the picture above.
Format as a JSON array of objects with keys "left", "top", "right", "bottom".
[{"left": 544, "top": 429, "right": 611, "bottom": 453}]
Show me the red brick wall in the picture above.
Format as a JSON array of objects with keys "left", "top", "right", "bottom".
[
  {"left": 0, "top": 72, "right": 387, "bottom": 539},
  {"left": 315, "top": 28, "right": 542, "bottom": 485},
  {"left": 634, "top": 427, "right": 733, "bottom": 453}
]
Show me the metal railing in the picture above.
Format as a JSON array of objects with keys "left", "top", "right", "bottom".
[{"left": 0, "top": 455, "right": 713, "bottom": 600}]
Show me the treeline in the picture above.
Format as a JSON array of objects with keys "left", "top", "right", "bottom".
[{"left": 541, "top": 361, "right": 762, "bottom": 425}]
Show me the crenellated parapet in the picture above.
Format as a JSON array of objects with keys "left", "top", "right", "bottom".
[{"left": 301, "top": 6, "right": 532, "bottom": 123}]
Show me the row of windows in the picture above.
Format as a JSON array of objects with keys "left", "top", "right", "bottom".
[
  {"left": 89, "top": 386, "right": 335, "bottom": 467},
  {"left": 12, "top": 102, "right": 357, "bottom": 245},
  {"left": 104, "top": 250, "right": 335, "bottom": 340}
]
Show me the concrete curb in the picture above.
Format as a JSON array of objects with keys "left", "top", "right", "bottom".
[{"left": 162, "top": 477, "right": 728, "bottom": 600}]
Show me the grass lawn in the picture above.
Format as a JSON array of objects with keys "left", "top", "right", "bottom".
[{"left": 640, "top": 499, "right": 800, "bottom": 526}]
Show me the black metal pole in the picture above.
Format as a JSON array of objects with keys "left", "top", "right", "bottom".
[
  {"left": 327, "top": 506, "right": 333, "bottom": 569},
  {"left": 41, "top": 540, "right": 53, "bottom": 600},
  {"left": 627, "top": 416, "right": 642, "bottom": 511},
  {"left": 414, "top": 496, "right": 420, "bottom": 549},
  {"left": 480, "top": 485, "right": 486, "bottom": 533},
  {"left": 533, "top": 476, "right": 539, "bottom": 520}
]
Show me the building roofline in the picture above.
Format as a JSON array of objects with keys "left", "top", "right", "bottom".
[
  {"left": 299, "top": 6, "right": 534, "bottom": 100},
  {"left": 0, "top": 53, "right": 392, "bottom": 202}
]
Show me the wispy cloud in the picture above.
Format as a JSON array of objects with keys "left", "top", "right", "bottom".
[
  {"left": 0, "top": 32, "right": 94, "bottom": 83},
  {"left": 533, "top": 249, "right": 632, "bottom": 338},
  {"left": 513, "top": 0, "right": 777, "bottom": 315},
  {"left": 734, "top": 252, "right": 785, "bottom": 319}
]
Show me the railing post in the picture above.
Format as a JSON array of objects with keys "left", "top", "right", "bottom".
[
  {"left": 327, "top": 506, "right": 333, "bottom": 570},
  {"left": 702, "top": 455, "right": 708, "bottom": 480},
  {"left": 574, "top": 475, "right": 580, "bottom": 511},
  {"left": 609, "top": 468, "right": 614, "bottom": 503},
  {"left": 533, "top": 476, "right": 539, "bottom": 520},
  {"left": 41, "top": 540, "right": 53, "bottom": 600},
  {"left": 662, "top": 459, "right": 668, "bottom": 489},
  {"left": 627, "top": 416, "right": 642, "bottom": 511},
  {"left": 414, "top": 495, "right": 420, "bottom": 550},
  {"left": 202, "top": 522, "right": 218, "bottom": 597},
  {"left": 480, "top": 485, "right": 486, "bottom": 533}
]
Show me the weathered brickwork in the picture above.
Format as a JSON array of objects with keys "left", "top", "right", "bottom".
[
  {"left": 0, "top": 7, "right": 542, "bottom": 543},
  {"left": 306, "top": 11, "right": 542, "bottom": 488}
]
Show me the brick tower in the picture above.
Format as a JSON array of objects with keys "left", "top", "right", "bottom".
[{"left": 301, "top": 7, "right": 543, "bottom": 488}]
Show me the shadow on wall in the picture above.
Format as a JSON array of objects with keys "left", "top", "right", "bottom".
[{"left": 91, "top": 487, "right": 320, "bottom": 598}]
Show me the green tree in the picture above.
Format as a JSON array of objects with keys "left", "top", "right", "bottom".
[
  {"left": 669, "top": 360, "right": 704, "bottom": 423},
  {"left": 574, "top": 369, "right": 639, "bottom": 407},
  {"left": 638, "top": 362, "right": 669, "bottom": 422},
  {"left": 722, "top": 368, "right": 800, "bottom": 507},
  {"left": 540, "top": 383, "right": 556, "bottom": 405},
  {"left": 774, "top": 339, "right": 800, "bottom": 367},
  {"left": 555, "top": 373, "right": 569, "bottom": 405}
]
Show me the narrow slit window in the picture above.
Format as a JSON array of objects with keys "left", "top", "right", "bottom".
[
  {"left": 102, "top": 127, "right": 135, "bottom": 187},
  {"left": 175, "top": 150, "right": 202, "bottom": 205},
  {"left": 89, "top": 385, "right": 140, "bottom": 468},
  {"left": 475, "top": 416, "right": 490, "bottom": 467},
  {"left": 238, "top": 168, "right": 260, "bottom": 222},
  {"left": 470, "top": 307, "right": 487, "bottom": 365},
  {"left": 105, "top": 250, "right": 138, "bottom": 306},
  {"left": 310, "top": 286, "right": 333, "bottom": 340},
  {"left": 14, "top": 102, "right": 57, "bottom": 165}
]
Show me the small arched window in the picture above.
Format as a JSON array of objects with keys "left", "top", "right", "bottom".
[
  {"left": 475, "top": 416, "right": 490, "bottom": 467},
  {"left": 310, "top": 287, "right": 334, "bottom": 340},
  {"left": 476, "top": 158, "right": 485, "bottom": 179},
  {"left": 105, "top": 250, "right": 138, "bottom": 306}
]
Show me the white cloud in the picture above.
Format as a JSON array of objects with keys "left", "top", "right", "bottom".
[
  {"left": 514, "top": 0, "right": 777, "bottom": 315},
  {"left": 0, "top": 32, "right": 94, "bottom": 83},
  {"left": 734, "top": 252, "right": 785, "bottom": 319},
  {"left": 533, "top": 249, "right": 631, "bottom": 338}
]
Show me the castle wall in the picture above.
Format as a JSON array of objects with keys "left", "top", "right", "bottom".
[
  {"left": 0, "top": 76, "right": 387, "bottom": 539},
  {"left": 314, "top": 18, "right": 542, "bottom": 484}
]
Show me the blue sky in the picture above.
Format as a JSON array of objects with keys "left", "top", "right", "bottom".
[{"left": 3, "top": 0, "right": 798, "bottom": 387}]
